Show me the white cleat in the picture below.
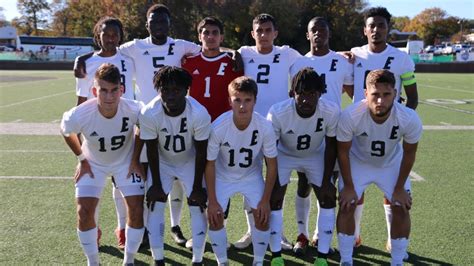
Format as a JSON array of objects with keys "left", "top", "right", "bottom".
[
  {"left": 281, "top": 235, "right": 293, "bottom": 251},
  {"left": 233, "top": 232, "right": 252, "bottom": 250}
]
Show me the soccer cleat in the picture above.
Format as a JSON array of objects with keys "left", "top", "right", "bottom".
[
  {"left": 234, "top": 232, "right": 252, "bottom": 249},
  {"left": 311, "top": 234, "right": 318, "bottom": 247},
  {"left": 281, "top": 235, "right": 293, "bottom": 251},
  {"left": 170, "top": 225, "right": 187, "bottom": 245},
  {"left": 354, "top": 236, "right": 362, "bottom": 248},
  {"left": 386, "top": 240, "right": 409, "bottom": 261},
  {"left": 293, "top": 233, "right": 309, "bottom": 256},
  {"left": 97, "top": 227, "right": 102, "bottom": 246},
  {"left": 115, "top": 228, "right": 126, "bottom": 250},
  {"left": 185, "top": 238, "right": 193, "bottom": 250},
  {"left": 313, "top": 257, "right": 328, "bottom": 266},
  {"left": 271, "top": 256, "right": 285, "bottom": 266}
]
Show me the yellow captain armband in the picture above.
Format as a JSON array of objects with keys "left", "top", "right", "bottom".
[{"left": 401, "top": 72, "right": 416, "bottom": 86}]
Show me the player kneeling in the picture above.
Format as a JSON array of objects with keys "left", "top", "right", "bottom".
[
  {"left": 267, "top": 68, "right": 339, "bottom": 266},
  {"left": 206, "top": 77, "right": 278, "bottom": 265},
  {"left": 336, "top": 70, "right": 422, "bottom": 265},
  {"left": 139, "top": 66, "right": 211, "bottom": 265},
  {"left": 61, "top": 63, "right": 145, "bottom": 266}
]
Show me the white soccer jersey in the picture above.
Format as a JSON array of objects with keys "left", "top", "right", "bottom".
[
  {"left": 337, "top": 100, "right": 422, "bottom": 168},
  {"left": 238, "top": 45, "right": 301, "bottom": 115},
  {"left": 61, "top": 98, "right": 142, "bottom": 167},
  {"left": 120, "top": 37, "right": 201, "bottom": 103},
  {"left": 267, "top": 98, "right": 339, "bottom": 158},
  {"left": 351, "top": 44, "right": 415, "bottom": 103},
  {"left": 207, "top": 111, "right": 278, "bottom": 182},
  {"left": 290, "top": 51, "right": 353, "bottom": 108},
  {"left": 139, "top": 96, "right": 211, "bottom": 164},
  {"left": 75, "top": 52, "right": 135, "bottom": 100}
]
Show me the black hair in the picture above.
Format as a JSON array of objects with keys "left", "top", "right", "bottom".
[
  {"left": 252, "top": 13, "right": 277, "bottom": 29},
  {"left": 197, "top": 16, "right": 224, "bottom": 34},
  {"left": 93, "top": 16, "right": 124, "bottom": 48},
  {"left": 146, "top": 4, "right": 171, "bottom": 19},
  {"left": 364, "top": 7, "right": 392, "bottom": 25},
  {"left": 307, "top": 16, "right": 329, "bottom": 30},
  {"left": 291, "top": 67, "right": 326, "bottom": 95},
  {"left": 153, "top": 66, "right": 192, "bottom": 92}
]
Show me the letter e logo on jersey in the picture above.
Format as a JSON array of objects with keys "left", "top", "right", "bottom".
[
  {"left": 179, "top": 117, "right": 188, "bottom": 133},
  {"left": 315, "top": 118, "right": 324, "bottom": 132},
  {"left": 168, "top": 43, "right": 175, "bottom": 55},
  {"left": 121, "top": 117, "right": 129, "bottom": 132},
  {"left": 217, "top": 63, "right": 228, "bottom": 76},
  {"left": 383, "top": 57, "right": 394, "bottom": 70},
  {"left": 121, "top": 60, "right": 127, "bottom": 72},
  {"left": 329, "top": 59, "right": 338, "bottom": 72},
  {"left": 273, "top": 54, "right": 280, "bottom": 63},
  {"left": 250, "top": 130, "right": 258, "bottom": 146},
  {"left": 389, "top": 125, "right": 399, "bottom": 139}
]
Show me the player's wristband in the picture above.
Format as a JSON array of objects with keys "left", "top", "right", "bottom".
[
  {"left": 401, "top": 71, "right": 416, "bottom": 86},
  {"left": 77, "top": 153, "right": 86, "bottom": 162}
]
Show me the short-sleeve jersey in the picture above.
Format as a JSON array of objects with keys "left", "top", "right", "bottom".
[
  {"left": 267, "top": 98, "right": 339, "bottom": 158},
  {"left": 238, "top": 45, "right": 301, "bottom": 116},
  {"left": 337, "top": 100, "right": 422, "bottom": 168},
  {"left": 76, "top": 52, "right": 135, "bottom": 100},
  {"left": 61, "top": 98, "right": 142, "bottom": 167},
  {"left": 120, "top": 37, "right": 201, "bottom": 103},
  {"left": 139, "top": 96, "right": 211, "bottom": 165},
  {"left": 351, "top": 44, "right": 415, "bottom": 103},
  {"left": 182, "top": 52, "right": 243, "bottom": 121},
  {"left": 290, "top": 51, "right": 353, "bottom": 108},
  {"left": 207, "top": 111, "right": 278, "bottom": 182}
]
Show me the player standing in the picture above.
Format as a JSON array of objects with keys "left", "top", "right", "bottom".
[
  {"left": 235, "top": 13, "right": 301, "bottom": 252},
  {"left": 74, "top": 16, "right": 135, "bottom": 250},
  {"left": 267, "top": 68, "right": 339, "bottom": 266},
  {"left": 206, "top": 76, "right": 278, "bottom": 266},
  {"left": 347, "top": 7, "right": 418, "bottom": 250},
  {"left": 139, "top": 66, "right": 211, "bottom": 265},
  {"left": 61, "top": 64, "right": 145, "bottom": 266},
  {"left": 336, "top": 69, "right": 422, "bottom": 265},
  {"left": 288, "top": 17, "right": 353, "bottom": 255}
]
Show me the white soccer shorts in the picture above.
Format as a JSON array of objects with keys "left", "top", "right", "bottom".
[
  {"left": 215, "top": 175, "right": 264, "bottom": 211},
  {"left": 277, "top": 153, "right": 324, "bottom": 187}
]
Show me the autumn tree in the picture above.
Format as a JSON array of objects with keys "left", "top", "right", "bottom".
[
  {"left": 404, "top": 8, "right": 460, "bottom": 44},
  {"left": 17, "top": 0, "right": 50, "bottom": 35}
]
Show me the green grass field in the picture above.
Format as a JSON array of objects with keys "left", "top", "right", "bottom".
[{"left": 0, "top": 71, "right": 473, "bottom": 265}]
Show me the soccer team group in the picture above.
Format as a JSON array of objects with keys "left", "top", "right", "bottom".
[{"left": 61, "top": 3, "right": 422, "bottom": 266}]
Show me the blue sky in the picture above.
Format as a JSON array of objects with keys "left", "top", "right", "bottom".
[{"left": 2, "top": 0, "right": 473, "bottom": 20}]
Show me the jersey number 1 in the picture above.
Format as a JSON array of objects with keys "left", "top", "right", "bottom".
[{"left": 203, "top": 76, "right": 211, "bottom": 98}]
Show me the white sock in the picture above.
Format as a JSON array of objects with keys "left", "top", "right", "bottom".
[
  {"left": 189, "top": 206, "right": 207, "bottom": 263},
  {"left": 295, "top": 194, "right": 311, "bottom": 237},
  {"left": 124, "top": 226, "right": 144, "bottom": 264},
  {"left": 384, "top": 203, "right": 393, "bottom": 241},
  {"left": 208, "top": 228, "right": 228, "bottom": 264},
  {"left": 317, "top": 207, "right": 335, "bottom": 254},
  {"left": 77, "top": 227, "right": 99, "bottom": 266},
  {"left": 113, "top": 186, "right": 127, "bottom": 230},
  {"left": 313, "top": 201, "right": 320, "bottom": 239},
  {"left": 354, "top": 203, "right": 364, "bottom": 239},
  {"left": 391, "top": 238, "right": 409, "bottom": 265},
  {"left": 169, "top": 179, "right": 184, "bottom": 227},
  {"left": 147, "top": 201, "right": 165, "bottom": 260},
  {"left": 244, "top": 199, "right": 254, "bottom": 234},
  {"left": 252, "top": 228, "right": 270, "bottom": 263},
  {"left": 269, "top": 210, "right": 283, "bottom": 252},
  {"left": 337, "top": 233, "right": 355, "bottom": 264}
]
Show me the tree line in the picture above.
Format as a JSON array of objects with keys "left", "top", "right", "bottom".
[{"left": 2, "top": 0, "right": 473, "bottom": 54}]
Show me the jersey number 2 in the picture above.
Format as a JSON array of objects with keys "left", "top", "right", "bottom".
[{"left": 256, "top": 64, "right": 270, "bottom": 84}]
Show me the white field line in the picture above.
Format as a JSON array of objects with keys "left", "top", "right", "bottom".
[
  {"left": 2, "top": 123, "right": 474, "bottom": 136},
  {"left": 420, "top": 100, "right": 474, "bottom": 115},
  {"left": 0, "top": 90, "right": 73, "bottom": 108},
  {"left": 0, "top": 149, "right": 68, "bottom": 153},
  {"left": 0, "top": 77, "right": 71, "bottom": 89},
  {"left": 419, "top": 83, "right": 473, "bottom": 94}
]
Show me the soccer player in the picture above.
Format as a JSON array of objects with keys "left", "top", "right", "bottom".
[
  {"left": 139, "top": 66, "right": 211, "bottom": 265},
  {"left": 289, "top": 17, "right": 353, "bottom": 254},
  {"left": 267, "top": 68, "right": 339, "bottom": 265},
  {"left": 182, "top": 16, "right": 243, "bottom": 249},
  {"left": 235, "top": 13, "right": 301, "bottom": 251},
  {"left": 61, "top": 63, "right": 145, "bottom": 266},
  {"left": 336, "top": 69, "right": 422, "bottom": 265},
  {"left": 74, "top": 16, "right": 134, "bottom": 250},
  {"left": 347, "top": 7, "right": 418, "bottom": 250},
  {"left": 206, "top": 76, "right": 278, "bottom": 266}
]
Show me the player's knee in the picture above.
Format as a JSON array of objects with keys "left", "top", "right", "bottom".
[
  {"left": 77, "top": 204, "right": 94, "bottom": 220},
  {"left": 391, "top": 205, "right": 410, "bottom": 218},
  {"left": 208, "top": 219, "right": 224, "bottom": 231},
  {"left": 297, "top": 173, "right": 311, "bottom": 197},
  {"left": 187, "top": 198, "right": 206, "bottom": 207},
  {"left": 318, "top": 198, "right": 336, "bottom": 209},
  {"left": 254, "top": 219, "right": 269, "bottom": 231}
]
